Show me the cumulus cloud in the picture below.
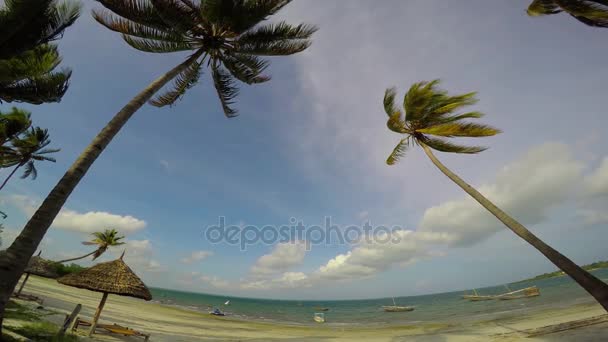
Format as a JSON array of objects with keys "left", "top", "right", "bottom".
[
  {"left": 585, "top": 157, "right": 608, "bottom": 197},
  {"left": 180, "top": 250, "right": 213, "bottom": 264},
  {"left": 420, "top": 143, "right": 583, "bottom": 247},
  {"left": 109, "top": 239, "right": 164, "bottom": 273},
  {"left": 250, "top": 241, "right": 308, "bottom": 277},
  {"left": 5, "top": 194, "right": 146, "bottom": 234}
]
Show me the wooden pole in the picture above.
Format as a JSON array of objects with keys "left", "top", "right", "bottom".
[
  {"left": 15, "top": 273, "right": 30, "bottom": 296},
  {"left": 58, "top": 304, "right": 81, "bottom": 336},
  {"left": 88, "top": 292, "right": 108, "bottom": 337}
]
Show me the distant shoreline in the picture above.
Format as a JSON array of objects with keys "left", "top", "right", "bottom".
[{"left": 514, "top": 261, "right": 608, "bottom": 284}]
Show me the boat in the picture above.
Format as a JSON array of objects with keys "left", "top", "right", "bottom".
[
  {"left": 210, "top": 308, "right": 225, "bottom": 316},
  {"left": 496, "top": 286, "right": 540, "bottom": 300},
  {"left": 224, "top": 300, "right": 230, "bottom": 305},
  {"left": 382, "top": 297, "right": 414, "bottom": 312},
  {"left": 313, "top": 312, "right": 325, "bottom": 323},
  {"left": 462, "top": 289, "right": 495, "bottom": 301},
  {"left": 314, "top": 307, "right": 329, "bottom": 311}
]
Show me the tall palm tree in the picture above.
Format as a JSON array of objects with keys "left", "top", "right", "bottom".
[
  {"left": 56, "top": 229, "right": 125, "bottom": 263},
  {"left": 381, "top": 80, "right": 608, "bottom": 311},
  {"left": 0, "top": 0, "right": 316, "bottom": 329},
  {"left": 527, "top": 0, "right": 608, "bottom": 27},
  {"left": 0, "top": 127, "right": 59, "bottom": 191}
]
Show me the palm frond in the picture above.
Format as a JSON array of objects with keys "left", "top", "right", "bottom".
[
  {"left": 527, "top": 0, "right": 562, "bottom": 16},
  {"left": 150, "top": 60, "right": 202, "bottom": 107},
  {"left": 149, "top": 0, "right": 200, "bottom": 33},
  {"left": 235, "top": 39, "right": 312, "bottom": 56},
  {"left": 0, "top": 69, "right": 71, "bottom": 104},
  {"left": 122, "top": 35, "right": 193, "bottom": 53},
  {"left": 237, "top": 22, "right": 317, "bottom": 43},
  {"left": 96, "top": 0, "right": 168, "bottom": 29},
  {"left": 421, "top": 136, "right": 487, "bottom": 154},
  {"left": 383, "top": 87, "right": 400, "bottom": 117},
  {"left": 417, "top": 122, "right": 501, "bottom": 138},
  {"left": 92, "top": 10, "right": 186, "bottom": 42},
  {"left": 221, "top": 54, "right": 270, "bottom": 84},
  {"left": 20, "top": 160, "right": 37, "bottom": 179},
  {"left": 404, "top": 79, "right": 441, "bottom": 122},
  {"left": 0, "top": 45, "right": 62, "bottom": 83},
  {"left": 211, "top": 63, "right": 239, "bottom": 117},
  {"left": 228, "top": 0, "right": 291, "bottom": 33},
  {"left": 386, "top": 138, "right": 409, "bottom": 165},
  {"left": 433, "top": 111, "right": 484, "bottom": 124}
]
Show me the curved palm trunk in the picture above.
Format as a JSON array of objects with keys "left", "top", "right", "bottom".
[
  {"left": 0, "top": 163, "right": 22, "bottom": 191},
  {"left": 420, "top": 143, "right": 608, "bottom": 312},
  {"left": 0, "top": 50, "right": 203, "bottom": 335},
  {"left": 56, "top": 249, "right": 97, "bottom": 264}
]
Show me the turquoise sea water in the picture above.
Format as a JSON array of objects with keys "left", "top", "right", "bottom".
[{"left": 150, "top": 268, "right": 608, "bottom": 326}]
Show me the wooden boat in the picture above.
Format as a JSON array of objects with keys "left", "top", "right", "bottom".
[
  {"left": 462, "top": 289, "right": 495, "bottom": 301},
  {"left": 382, "top": 298, "right": 414, "bottom": 312},
  {"left": 496, "top": 286, "right": 540, "bottom": 300},
  {"left": 313, "top": 312, "right": 325, "bottom": 323},
  {"left": 314, "top": 307, "right": 329, "bottom": 311}
]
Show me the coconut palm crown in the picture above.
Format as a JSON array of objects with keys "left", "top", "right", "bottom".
[
  {"left": 382, "top": 80, "right": 501, "bottom": 165},
  {"left": 84, "top": 228, "right": 126, "bottom": 260},
  {"left": 527, "top": 0, "right": 608, "bottom": 27},
  {"left": 94, "top": 0, "right": 317, "bottom": 117}
]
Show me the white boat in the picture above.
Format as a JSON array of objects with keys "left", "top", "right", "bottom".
[
  {"left": 313, "top": 312, "right": 325, "bottom": 323},
  {"left": 224, "top": 300, "right": 230, "bottom": 305},
  {"left": 496, "top": 286, "right": 540, "bottom": 300},
  {"left": 382, "top": 297, "right": 414, "bottom": 312}
]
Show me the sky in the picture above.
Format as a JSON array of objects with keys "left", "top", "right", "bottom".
[{"left": 1, "top": 0, "right": 608, "bottom": 300}]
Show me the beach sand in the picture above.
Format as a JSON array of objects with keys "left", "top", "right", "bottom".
[{"left": 7, "top": 276, "right": 608, "bottom": 341}]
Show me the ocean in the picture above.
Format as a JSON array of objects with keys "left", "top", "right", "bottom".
[{"left": 150, "top": 268, "right": 608, "bottom": 326}]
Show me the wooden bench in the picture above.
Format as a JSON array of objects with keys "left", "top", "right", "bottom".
[{"left": 72, "top": 317, "right": 150, "bottom": 341}]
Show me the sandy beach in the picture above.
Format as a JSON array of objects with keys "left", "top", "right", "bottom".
[{"left": 3, "top": 275, "right": 606, "bottom": 341}]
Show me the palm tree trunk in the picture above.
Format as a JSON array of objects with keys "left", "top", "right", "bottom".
[
  {"left": 0, "top": 50, "right": 203, "bottom": 335},
  {"left": 55, "top": 249, "right": 97, "bottom": 264},
  {"left": 420, "top": 143, "right": 608, "bottom": 312},
  {"left": 0, "top": 163, "right": 22, "bottom": 191}
]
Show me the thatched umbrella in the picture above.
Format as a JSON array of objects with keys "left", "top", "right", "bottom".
[
  {"left": 57, "top": 251, "right": 152, "bottom": 336},
  {"left": 16, "top": 251, "right": 60, "bottom": 296}
]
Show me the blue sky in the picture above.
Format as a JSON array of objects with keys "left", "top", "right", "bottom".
[{"left": 1, "top": 0, "right": 608, "bottom": 300}]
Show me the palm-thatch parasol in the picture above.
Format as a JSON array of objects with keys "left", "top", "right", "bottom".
[
  {"left": 57, "top": 251, "right": 152, "bottom": 336},
  {"left": 16, "top": 251, "right": 60, "bottom": 296}
]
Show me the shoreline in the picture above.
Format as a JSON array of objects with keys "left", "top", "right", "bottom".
[{"left": 8, "top": 275, "right": 608, "bottom": 341}]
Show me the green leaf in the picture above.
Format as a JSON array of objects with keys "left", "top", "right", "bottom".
[
  {"left": 417, "top": 122, "right": 501, "bottom": 137},
  {"left": 221, "top": 54, "right": 270, "bottom": 84},
  {"left": 121, "top": 35, "right": 193, "bottom": 53},
  {"left": 422, "top": 137, "right": 487, "bottom": 154},
  {"left": 150, "top": 60, "right": 202, "bottom": 107},
  {"left": 386, "top": 139, "right": 409, "bottom": 165},
  {"left": 383, "top": 87, "right": 400, "bottom": 117},
  {"left": 211, "top": 63, "right": 239, "bottom": 117},
  {"left": 92, "top": 10, "right": 186, "bottom": 42}
]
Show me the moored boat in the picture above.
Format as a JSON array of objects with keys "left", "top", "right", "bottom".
[
  {"left": 382, "top": 297, "right": 414, "bottom": 312},
  {"left": 313, "top": 312, "right": 325, "bottom": 323}
]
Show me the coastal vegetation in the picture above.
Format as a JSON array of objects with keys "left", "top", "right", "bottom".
[
  {"left": 518, "top": 260, "right": 608, "bottom": 283},
  {"left": 380, "top": 80, "right": 608, "bottom": 311}
]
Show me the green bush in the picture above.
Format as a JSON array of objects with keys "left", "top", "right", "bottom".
[{"left": 54, "top": 263, "right": 85, "bottom": 276}]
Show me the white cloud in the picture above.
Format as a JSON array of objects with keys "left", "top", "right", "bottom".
[
  {"left": 180, "top": 250, "right": 213, "bottom": 264},
  {"left": 585, "top": 157, "right": 608, "bottom": 197},
  {"left": 577, "top": 209, "right": 608, "bottom": 226},
  {"left": 5, "top": 194, "right": 146, "bottom": 234},
  {"left": 109, "top": 239, "right": 164, "bottom": 273},
  {"left": 200, "top": 275, "right": 230, "bottom": 289},
  {"left": 420, "top": 143, "right": 583, "bottom": 247},
  {"left": 250, "top": 241, "right": 308, "bottom": 276},
  {"left": 160, "top": 159, "right": 170, "bottom": 172},
  {"left": 241, "top": 272, "right": 311, "bottom": 290}
]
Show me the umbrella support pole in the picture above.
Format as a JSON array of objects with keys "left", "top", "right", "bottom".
[
  {"left": 16, "top": 273, "right": 30, "bottom": 296},
  {"left": 88, "top": 292, "right": 108, "bottom": 337}
]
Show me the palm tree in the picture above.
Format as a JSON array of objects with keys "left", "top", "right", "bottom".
[
  {"left": 0, "top": 127, "right": 59, "bottom": 191},
  {"left": 56, "top": 229, "right": 125, "bottom": 263},
  {"left": 381, "top": 80, "right": 608, "bottom": 311},
  {"left": 1, "top": 107, "right": 32, "bottom": 156},
  {"left": 0, "top": 0, "right": 315, "bottom": 329},
  {"left": 0, "top": 0, "right": 81, "bottom": 59},
  {"left": 527, "top": 0, "right": 608, "bottom": 27},
  {"left": 0, "top": 0, "right": 80, "bottom": 104}
]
